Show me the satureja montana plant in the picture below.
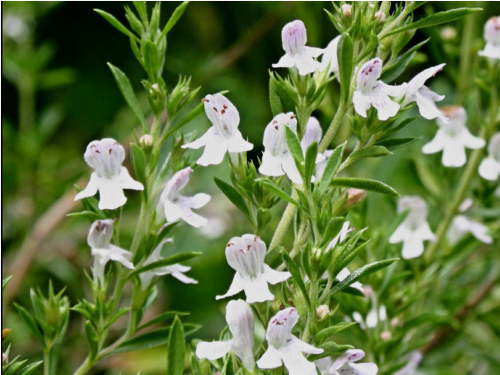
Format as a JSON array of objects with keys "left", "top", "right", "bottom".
[{"left": 4, "top": 2, "right": 499, "bottom": 375}]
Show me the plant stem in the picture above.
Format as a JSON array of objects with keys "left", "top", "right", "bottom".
[
  {"left": 269, "top": 190, "right": 299, "bottom": 251},
  {"left": 43, "top": 348, "right": 51, "bottom": 375},
  {"left": 319, "top": 102, "right": 347, "bottom": 153}
]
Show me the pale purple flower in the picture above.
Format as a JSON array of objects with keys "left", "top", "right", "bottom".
[
  {"left": 301, "top": 117, "right": 323, "bottom": 150},
  {"left": 479, "top": 133, "right": 500, "bottom": 182},
  {"left": 140, "top": 239, "right": 197, "bottom": 289},
  {"left": 259, "top": 112, "right": 303, "bottom": 184},
  {"left": 399, "top": 64, "right": 447, "bottom": 122},
  {"left": 257, "top": 307, "right": 323, "bottom": 375},
  {"left": 389, "top": 196, "right": 435, "bottom": 259},
  {"left": 273, "top": 20, "right": 323, "bottom": 76},
  {"left": 157, "top": 167, "right": 210, "bottom": 228},
  {"left": 316, "top": 349, "right": 378, "bottom": 375},
  {"left": 320, "top": 36, "right": 341, "bottom": 76},
  {"left": 216, "top": 234, "right": 291, "bottom": 303},
  {"left": 182, "top": 94, "right": 253, "bottom": 166},
  {"left": 479, "top": 16, "right": 500, "bottom": 59},
  {"left": 196, "top": 299, "right": 255, "bottom": 370},
  {"left": 353, "top": 58, "right": 406, "bottom": 121},
  {"left": 422, "top": 106, "right": 485, "bottom": 167},
  {"left": 88, "top": 220, "right": 134, "bottom": 285},
  {"left": 75, "top": 138, "right": 144, "bottom": 210}
]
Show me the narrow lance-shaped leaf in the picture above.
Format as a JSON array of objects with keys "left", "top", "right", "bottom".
[
  {"left": 214, "top": 178, "right": 253, "bottom": 223},
  {"left": 107, "top": 63, "right": 147, "bottom": 132},
  {"left": 381, "top": 39, "right": 429, "bottom": 83},
  {"left": 281, "top": 248, "right": 311, "bottom": 308},
  {"left": 94, "top": 9, "right": 140, "bottom": 42},
  {"left": 329, "top": 258, "right": 399, "bottom": 296},
  {"left": 129, "top": 143, "right": 147, "bottom": 187},
  {"left": 348, "top": 146, "right": 392, "bottom": 163},
  {"left": 315, "top": 321, "right": 357, "bottom": 342},
  {"left": 331, "top": 177, "right": 399, "bottom": 196},
  {"left": 304, "top": 142, "right": 318, "bottom": 187},
  {"left": 384, "top": 8, "right": 482, "bottom": 37},
  {"left": 338, "top": 34, "right": 353, "bottom": 103},
  {"left": 256, "top": 178, "right": 306, "bottom": 211},
  {"left": 158, "top": 1, "right": 190, "bottom": 42},
  {"left": 284, "top": 125, "right": 305, "bottom": 176},
  {"left": 318, "top": 142, "right": 346, "bottom": 195},
  {"left": 269, "top": 74, "right": 284, "bottom": 116},
  {"left": 166, "top": 316, "right": 186, "bottom": 375},
  {"left": 129, "top": 252, "right": 202, "bottom": 277},
  {"left": 376, "top": 137, "right": 420, "bottom": 151}
]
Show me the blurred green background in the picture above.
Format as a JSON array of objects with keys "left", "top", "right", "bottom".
[{"left": 3, "top": 2, "right": 500, "bottom": 374}]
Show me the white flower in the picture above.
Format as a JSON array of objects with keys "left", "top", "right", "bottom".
[
  {"left": 87, "top": 220, "right": 134, "bottom": 285},
  {"left": 182, "top": 94, "right": 253, "bottom": 166},
  {"left": 140, "top": 239, "right": 197, "bottom": 289},
  {"left": 422, "top": 106, "right": 485, "bottom": 167},
  {"left": 393, "top": 351, "right": 423, "bottom": 375},
  {"left": 196, "top": 299, "right": 255, "bottom": 370},
  {"left": 400, "top": 64, "right": 447, "bottom": 122},
  {"left": 320, "top": 36, "right": 341, "bottom": 76},
  {"left": 3, "top": 14, "right": 29, "bottom": 42},
  {"left": 479, "top": 132, "right": 500, "bottom": 181},
  {"left": 353, "top": 58, "right": 406, "bottom": 121},
  {"left": 273, "top": 20, "right": 323, "bottom": 76},
  {"left": 352, "top": 288, "right": 387, "bottom": 329},
  {"left": 336, "top": 268, "right": 363, "bottom": 292},
  {"left": 157, "top": 167, "right": 210, "bottom": 228},
  {"left": 326, "top": 221, "right": 354, "bottom": 251},
  {"left": 316, "top": 349, "right": 378, "bottom": 375},
  {"left": 216, "top": 234, "right": 291, "bottom": 303},
  {"left": 479, "top": 16, "right": 500, "bottom": 59},
  {"left": 448, "top": 215, "right": 492, "bottom": 245},
  {"left": 257, "top": 307, "right": 323, "bottom": 375},
  {"left": 389, "top": 196, "right": 435, "bottom": 259},
  {"left": 75, "top": 138, "right": 144, "bottom": 210},
  {"left": 259, "top": 112, "right": 303, "bottom": 184},
  {"left": 301, "top": 117, "right": 323, "bottom": 150}
]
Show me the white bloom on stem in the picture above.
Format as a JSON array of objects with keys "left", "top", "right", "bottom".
[
  {"left": 447, "top": 215, "right": 492, "bottom": 245},
  {"left": 353, "top": 288, "right": 386, "bottom": 329},
  {"left": 320, "top": 36, "right": 341, "bottom": 76},
  {"left": 182, "top": 94, "right": 253, "bottom": 166},
  {"left": 399, "top": 64, "right": 447, "bottom": 122},
  {"left": 393, "top": 351, "right": 423, "bottom": 375},
  {"left": 273, "top": 20, "right": 323, "bottom": 76},
  {"left": 140, "top": 239, "right": 197, "bottom": 289},
  {"left": 196, "top": 299, "right": 255, "bottom": 370},
  {"left": 157, "top": 167, "right": 210, "bottom": 228},
  {"left": 479, "top": 133, "right": 500, "bottom": 181},
  {"left": 75, "top": 138, "right": 144, "bottom": 210},
  {"left": 479, "top": 16, "right": 500, "bottom": 60},
  {"left": 389, "top": 196, "right": 435, "bottom": 259},
  {"left": 301, "top": 117, "right": 326, "bottom": 169},
  {"left": 259, "top": 112, "right": 303, "bottom": 184},
  {"left": 353, "top": 58, "right": 406, "bottom": 121},
  {"left": 316, "top": 349, "right": 378, "bottom": 375},
  {"left": 88, "top": 219, "right": 134, "bottom": 285},
  {"left": 216, "top": 234, "right": 291, "bottom": 303},
  {"left": 257, "top": 307, "right": 323, "bottom": 375},
  {"left": 422, "top": 106, "right": 485, "bottom": 167}
]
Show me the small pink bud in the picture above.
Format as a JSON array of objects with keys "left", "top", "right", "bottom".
[
  {"left": 140, "top": 134, "right": 154, "bottom": 148},
  {"left": 381, "top": 331, "right": 392, "bottom": 341},
  {"left": 341, "top": 4, "right": 352, "bottom": 18},
  {"left": 316, "top": 305, "right": 330, "bottom": 320},
  {"left": 484, "top": 16, "right": 500, "bottom": 45},
  {"left": 441, "top": 26, "right": 457, "bottom": 41},
  {"left": 390, "top": 317, "right": 400, "bottom": 327},
  {"left": 345, "top": 188, "right": 366, "bottom": 209},
  {"left": 374, "top": 11, "right": 386, "bottom": 23}
]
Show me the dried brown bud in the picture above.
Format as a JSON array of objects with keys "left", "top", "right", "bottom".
[{"left": 2, "top": 328, "right": 12, "bottom": 340}]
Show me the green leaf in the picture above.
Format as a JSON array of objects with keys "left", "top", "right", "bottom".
[
  {"left": 329, "top": 258, "right": 399, "bottom": 296},
  {"left": 214, "top": 178, "right": 252, "bottom": 223},
  {"left": 384, "top": 8, "right": 482, "bottom": 37},
  {"left": 107, "top": 63, "right": 147, "bottom": 131},
  {"left": 281, "top": 249, "right": 311, "bottom": 308},
  {"left": 138, "top": 311, "right": 190, "bottom": 331},
  {"left": 376, "top": 137, "right": 419, "bottom": 151},
  {"left": 14, "top": 304, "right": 44, "bottom": 344},
  {"left": 161, "top": 101, "right": 205, "bottom": 141},
  {"left": 190, "top": 353, "right": 203, "bottom": 375},
  {"left": 314, "top": 321, "right": 357, "bottom": 342},
  {"left": 3, "top": 276, "right": 13, "bottom": 291},
  {"left": 284, "top": 126, "right": 305, "bottom": 176},
  {"left": 338, "top": 34, "right": 353, "bottom": 103},
  {"left": 256, "top": 179, "right": 305, "bottom": 210},
  {"left": 331, "top": 177, "right": 399, "bottom": 196},
  {"left": 348, "top": 146, "right": 392, "bottom": 163},
  {"left": 110, "top": 323, "right": 200, "bottom": 354},
  {"left": 269, "top": 75, "right": 284, "bottom": 116},
  {"left": 318, "top": 142, "right": 346, "bottom": 195},
  {"left": 130, "top": 143, "right": 147, "bottom": 187},
  {"left": 67, "top": 210, "right": 105, "bottom": 221},
  {"left": 84, "top": 321, "right": 99, "bottom": 359},
  {"left": 94, "top": 9, "right": 140, "bottom": 42},
  {"left": 130, "top": 252, "right": 202, "bottom": 277},
  {"left": 167, "top": 316, "right": 185, "bottom": 375},
  {"left": 308, "top": 342, "right": 353, "bottom": 360},
  {"left": 144, "top": 41, "right": 159, "bottom": 81},
  {"left": 158, "top": 1, "right": 190, "bottom": 42},
  {"left": 381, "top": 39, "right": 429, "bottom": 83},
  {"left": 17, "top": 361, "right": 43, "bottom": 375},
  {"left": 304, "top": 142, "right": 318, "bottom": 187}
]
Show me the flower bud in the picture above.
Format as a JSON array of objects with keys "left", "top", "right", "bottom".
[
  {"left": 381, "top": 331, "right": 392, "bottom": 341},
  {"left": 341, "top": 4, "right": 352, "bottom": 18},
  {"left": 2, "top": 328, "right": 12, "bottom": 340},
  {"left": 316, "top": 305, "right": 330, "bottom": 320},
  {"left": 140, "top": 134, "right": 154, "bottom": 148},
  {"left": 374, "top": 11, "right": 386, "bottom": 23},
  {"left": 484, "top": 16, "right": 500, "bottom": 45},
  {"left": 312, "top": 247, "right": 322, "bottom": 260},
  {"left": 441, "top": 26, "right": 457, "bottom": 41},
  {"left": 344, "top": 188, "right": 366, "bottom": 209},
  {"left": 281, "top": 20, "right": 307, "bottom": 56},
  {"left": 390, "top": 317, "right": 400, "bottom": 327},
  {"left": 362, "top": 285, "right": 374, "bottom": 298},
  {"left": 150, "top": 83, "right": 161, "bottom": 95}
]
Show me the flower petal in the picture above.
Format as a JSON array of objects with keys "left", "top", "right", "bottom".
[
  {"left": 171, "top": 271, "right": 198, "bottom": 284},
  {"left": 273, "top": 53, "right": 296, "bottom": 69},
  {"left": 416, "top": 90, "right": 446, "bottom": 121},
  {"left": 187, "top": 193, "right": 211, "bottom": 209},
  {"left": 347, "top": 363, "right": 379, "bottom": 375},
  {"left": 422, "top": 130, "right": 447, "bottom": 154},
  {"left": 371, "top": 91, "right": 400, "bottom": 121},
  {"left": 119, "top": 167, "right": 144, "bottom": 190},
  {"left": 259, "top": 151, "right": 285, "bottom": 177},
  {"left": 282, "top": 155, "right": 303, "bottom": 184},
  {"left": 353, "top": 91, "right": 372, "bottom": 118},
  {"left": 108, "top": 245, "right": 134, "bottom": 269},
  {"left": 402, "top": 235, "right": 425, "bottom": 259},
  {"left": 182, "top": 128, "right": 213, "bottom": 150},
  {"left": 97, "top": 178, "right": 127, "bottom": 210},
  {"left": 442, "top": 141, "right": 467, "bottom": 167},
  {"left": 164, "top": 200, "right": 184, "bottom": 223},
  {"left": 197, "top": 139, "right": 229, "bottom": 166},
  {"left": 228, "top": 132, "right": 253, "bottom": 153},
  {"left": 389, "top": 224, "right": 409, "bottom": 244},
  {"left": 216, "top": 272, "right": 245, "bottom": 300},
  {"left": 479, "top": 157, "right": 500, "bottom": 180},
  {"left": 281, "top": 347, "right": 319, "bottom": 375},
  {"left": 459, "top": 130, "right": 486, "bottom": 149},
  {"left": 196, "top": 340, "right": 233, "bottom": 360},
  {"left": 263, "top": 264, "right": 291, "bottom": 285},
  {"left": 242, "top": 275, "right": 275, "bottom": 303},
  {"left": 287, "top": 336, "right": 323, "bottom": 355},
  {"left": 181, "top": 208, "right": 208, "bottom": 228},
  {"left": 257, "top": 346, "right": 283, "bottom": 369},
  {"left": 75, "top": 172, "right": 100, "bottom": 201},
  {"left": 407, "top": 64, "right": 445, "bottom": 94}
]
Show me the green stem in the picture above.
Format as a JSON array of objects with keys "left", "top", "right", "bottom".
[
  {"left": 19, "top": 75, "right": 35, "bottom": 133},
  {"left": 268, "top": 190, "right": 299, "bottom": 251},
  {"left": 43, "top": 347, "right": 51, "bottom": 375},
  {"left": 319, "top": 102, "right": 347, "bottom": 153}
]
